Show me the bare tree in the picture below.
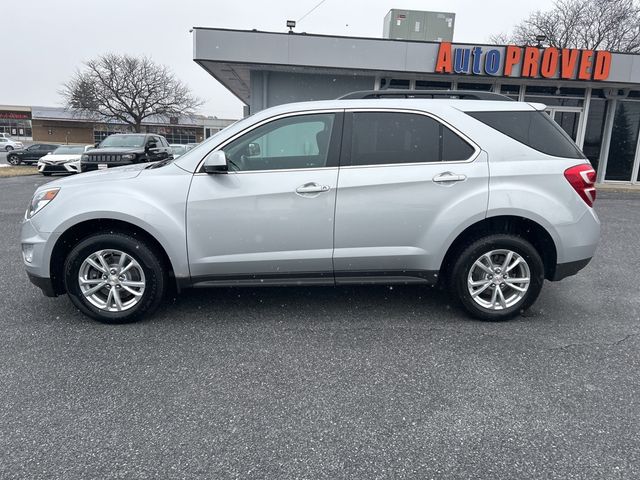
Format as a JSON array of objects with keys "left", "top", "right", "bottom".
[
  {"left": 62, "top": 54, "right": 202, "bottom": 132},
  {"left": 489, "top": 0, "right": 640, "bottom": 52}
]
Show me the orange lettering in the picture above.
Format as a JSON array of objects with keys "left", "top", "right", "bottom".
[
  {"left": 540, "top": 47, "right": 559, "bottom": 78},
  {"left": 435, "top": 42, "right": 452, "bottom": 73},
  {"left": 504, "top": 46, "right": 522, "bottom": 76},
  {"left": 578, "top": 50, "right": 595, "bottom": 80},
  {"left": 561, "top": 49, "right": 580, "bottom": 79},
  {"left": 593, "top": 51, "right": 611, "bottom": 80},
  {"left": 522, "top": 47, "right": 540, "bottom": 77}
]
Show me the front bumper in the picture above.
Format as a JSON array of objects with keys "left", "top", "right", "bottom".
[
  {"left": 21, "top": 219, "right": 60, "bottom": 296},
  {"left": 26, "top": 271, "right": 57, "bottom": 297},
  {"left": 81, "top": 160, "right": 135, "bottom": 172},
  {"left": 38, "top": 162, "right": 79, "bottom": 174}
]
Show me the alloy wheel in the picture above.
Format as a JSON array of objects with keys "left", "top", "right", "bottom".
[
  {"left": 78, "top": 249, "right": 146, "bottom": 312},
  {"left": 467, "top": 249, "right": 531, "bottom": 310}
]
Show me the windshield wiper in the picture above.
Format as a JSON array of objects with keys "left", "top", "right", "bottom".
[{"left": 146, "top": 158, "right": 174, "bottom": 169}]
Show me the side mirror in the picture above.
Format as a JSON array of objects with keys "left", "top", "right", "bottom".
[
  {"left": 203, "top": 150, "right": 228, "bottom": 174},
  {"left": 94, "top": 142, "right": 100, "bottom": 148},
  {"left": 246, "top": 142, "right": 261, "bottom": 157},
  {"left": 46, "top": 152, "right": 52, "bottom": 155},
  {"left": 146, "top": 142, "right": 158, "bottom": 150}
]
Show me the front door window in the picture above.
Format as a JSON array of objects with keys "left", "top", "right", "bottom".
[{"left": 224, "top": 113, "right": 335, "bottom": 171}]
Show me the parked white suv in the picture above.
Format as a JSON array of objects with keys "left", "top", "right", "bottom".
[{"left": 20, "top": 91, "right": 600, "bottom": 323}]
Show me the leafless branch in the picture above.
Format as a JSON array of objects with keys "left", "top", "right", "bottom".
[
  {"left": 488, "top": 0, "right": 640, "bottom": 52},
  {"left": 61, "top": 54, "right": 203, "bottom": 132}
]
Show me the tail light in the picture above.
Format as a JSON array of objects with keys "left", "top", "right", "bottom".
[{"left": 564, "top": 164, "right": 596, "bottom": 207}]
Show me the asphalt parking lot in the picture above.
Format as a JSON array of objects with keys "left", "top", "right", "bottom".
[{"left": 1, "top": 174, "right": 639, "bottom": 479}]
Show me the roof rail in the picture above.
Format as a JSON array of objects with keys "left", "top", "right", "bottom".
[{"left": 338, "top": 89, "right": 514, "bottom": 101}]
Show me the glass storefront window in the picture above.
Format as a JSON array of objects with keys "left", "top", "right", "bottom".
[
  {"left": 415, "top": 80, "right": 451, "bottom": 90},
  {"left": 0, "top": 118, "right": 32, "bottom": 138},
  {"left": 500, "top": 84, "right": 520, "bottom": 100},
  {"left": 380, "top": 78, "right": 410, "bottom": 89},
  {"left": 583, "top": 97, "right": 607, "bottom": 172},
  {"left": 605, "top": 101, "right": 640, "bottom": 181},
  {"left": 457, "top": 82, "right": 492, "bottom": 91},
  {"left": 524, "top": 86, "right": 585, "bottom": 107}
]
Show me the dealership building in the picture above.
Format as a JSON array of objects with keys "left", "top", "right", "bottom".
[
  {"left": 192, "top": 26, "right": 640, "bottom": 185},
  {"left": 0, "top": 105, "right": 236, "bottom": 145}
]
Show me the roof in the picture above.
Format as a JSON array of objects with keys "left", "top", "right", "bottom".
[
  {"left": 30, "top": 106, "right": 203, "bottom": 127},
  {"left": 192, "top": 27, "right": 640, "bottom": 104}
]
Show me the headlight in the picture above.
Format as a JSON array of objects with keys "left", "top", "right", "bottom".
[
  {"left": 122, "top": 153, "right": 136, "bottom": 161},
  {"left": 26, "top": 188, "right": 60, "bottom": 219},
  {"left": 81, "top": 154, "right": 89, "bottom": 161}
]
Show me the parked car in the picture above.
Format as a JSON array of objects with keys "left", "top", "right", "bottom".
[
  {"left": 20, "top": 91, "right": 600, "bottom": 324},
  {"left": 81, "top": 133, "right": 173, "bottom": 172},
  {"left": 169, "top": 143, "right": 194, "bottom": 158},
  {"left": 37, "top": 145, "right": 93, "bottom": 176},
  {"left": 0, "top": 137, "right": 24, "bottom": 151},
  {"left": 7, "top": 143, "right": 59, "bottom": 165}
]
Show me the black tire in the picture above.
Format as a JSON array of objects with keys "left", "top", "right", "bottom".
[
  {"left": 64, "top": 232, "right": 167, "bottom": 324},
  {"left": 449, "top": 234, "right": 544, "bottom": 321},
  {"left": 7, "top": 155, "right": 20, "bottom": 165},
  {"left": 5, "top": 145, "right": 13, "bottom": 151}
]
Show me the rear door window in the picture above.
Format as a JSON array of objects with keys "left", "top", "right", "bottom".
[
  {"left": 468, "top": 110, "right": 585, "bottom": 159},
  {"left": 344, "top": 111, "right": 475, "bottom": 166}
]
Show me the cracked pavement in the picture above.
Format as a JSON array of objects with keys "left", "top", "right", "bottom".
[{"left": 1, "top": 176, "right": 639, "bottom": 479}]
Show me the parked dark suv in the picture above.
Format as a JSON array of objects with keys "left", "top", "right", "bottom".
[
  {"left": 81, "top": 134, "right": 173, "bottom": 172},
  {"left": 7, "top": 143, "right": 59, "bottom": 165}
]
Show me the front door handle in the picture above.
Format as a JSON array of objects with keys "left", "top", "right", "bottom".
[
  {"left": 296, "top": 182, "right": 331, "bottom": 195},
  {"left": 433, "top": 172, "right": 467, "bottom": 184}
]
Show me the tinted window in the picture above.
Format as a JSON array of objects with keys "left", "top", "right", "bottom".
[
  {"left": 348, "top": 112, "right": 474, "bottom": 166},
  {"left": 52, "top": 146, "right": 85, "bottom": 155},
  {"left": 468, "top": 110, "right": 584, "bottom": 159},
  {"left": 225, "top": 113, "right": 335, "bottom": 171},
  {"left": 442, "top": 127, "right": 475, "bottom": 161},
  {"left": 100, "top": 135, "right": 146, "bottom": 148}
]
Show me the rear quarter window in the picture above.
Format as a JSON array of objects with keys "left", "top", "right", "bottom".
[{"left": 468, "top": 110, "right": 585, "bottom": 159}]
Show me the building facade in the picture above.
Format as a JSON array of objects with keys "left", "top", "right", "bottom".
[
  {"left": 193, "top": 28, "right": 640, "bottom": 185},
  {"left": 0, "top": 105, "right": 237, "bottom": 145}
]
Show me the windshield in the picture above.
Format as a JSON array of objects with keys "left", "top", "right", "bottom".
[
  {"left": 99, "top": 135, "right": 146, "bottom": 148},
  {"left": 52, "top": 146, "right": 86, "bottom": 155}
]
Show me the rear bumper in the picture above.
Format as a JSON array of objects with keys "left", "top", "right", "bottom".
[
  {"left": 551, "top": 257, "right": 592, "bottom": 281},
  {"left": 27, "top": 272, "right": 58, "bottom": 297}
]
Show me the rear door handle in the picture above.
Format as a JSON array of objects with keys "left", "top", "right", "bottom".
[
  {"left": 296, "top": 182, "right": 331, "bottom": 195},
  {"left": 433, "top": 172, "right": 467, "bottom": 184}
]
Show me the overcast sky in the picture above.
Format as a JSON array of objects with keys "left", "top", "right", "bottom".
[{"left": 1, "top": 0, "right": 554, "bottom": 119}]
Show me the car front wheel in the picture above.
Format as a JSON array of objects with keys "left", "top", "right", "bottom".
[
  {"left": 64, "top": 232, "right": 167, "bottom": 323},
  {"left": 450, "top": 234, "right": 544, "bottom": 321},
  {"left": 5, "top": 146, "right": 13, "bottom": 151}
]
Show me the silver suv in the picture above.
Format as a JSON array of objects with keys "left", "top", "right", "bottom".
[{"left": 20, "top": 91, "right": 600, "bottom": 323}]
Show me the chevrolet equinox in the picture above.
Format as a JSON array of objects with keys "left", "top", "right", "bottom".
[{"left": 20, "top": 91, "right": 600, "bottom": 323}]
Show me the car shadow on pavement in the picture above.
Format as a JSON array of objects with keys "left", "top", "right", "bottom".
[{"left": 157, "top": 284, "right": 469, "bottom": 327}]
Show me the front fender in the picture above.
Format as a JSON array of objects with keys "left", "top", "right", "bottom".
[{"left": 30, "top": 164, "right": 193, "bottom": 280}]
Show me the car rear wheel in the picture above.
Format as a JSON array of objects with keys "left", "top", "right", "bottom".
[
  {"left": 7, "top": 155, "right": 20, "bottom": 165},
  {"left": 64, "top": 232, "right": 166, "bottom": 324},
  {"left": 449, "top": 234, "right": 544, "bottom": 321}
]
